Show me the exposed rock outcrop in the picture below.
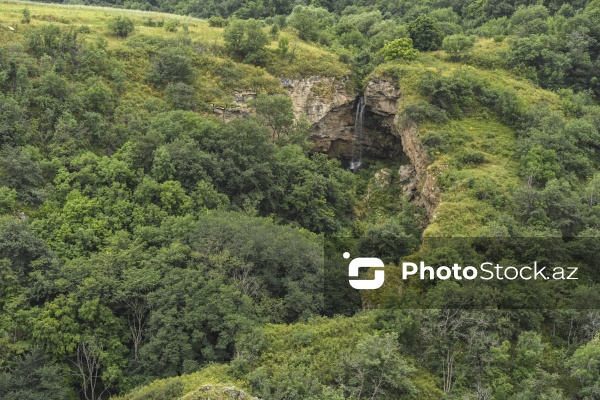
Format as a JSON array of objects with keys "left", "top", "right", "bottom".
[
  {"left": 282, "top": 76, "right": 356, "bottom": 156},
  {"left": 364, "top": 79, "right": 402, "bottom": 117},
  {"left": 282, "top": 76, "right": 355, "bottom": 123},
  {"left": 391, "top": 118, "right": 441, "bottom": 219},
  {"left": 286, "top": 76, "right": 440, "bottom": 220},
  {"left": 212, "top": 76, "right": 440, "bottom": 220}
]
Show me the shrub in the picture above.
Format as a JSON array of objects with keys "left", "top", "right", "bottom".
[
  {"left": 379, "top": 38, "right": 419, "bottom": 61},
  {"left": 165, "top": 82, "right": 197, "bottom": 110},
  {"left": 420, "top": 130, "right": 451, "bottom": 155},
  {"left": 403, "top": 101, "right": 448, "bottom": 124},
  {"left": 224, "top": 19, "right": 269, "bottom": 65},
  {"left": 456, "top": 149, "right": 486, "bottom": 165},
  {"left": 21, "top": 8, "right": 30, "bottom": 24},
  {"left": 418, "top": 70, "right": 481, "bottom": 118},
  {"left": 208, "top": 16, "right": 228, "bottom": 27},
  {"left": 147, "top": 47, "right": 195, "bottom": 85},
  {"left": 164, "top": 19, "right": 179, "bottom": 32},
  {"left": 108, "top": 15, "right": 135, "bottom": 38},
  {"left": 277, "top": 36, "right": 289, "bottom": 57},
  {"left": 408, "top": 15, "right": 444, "bottom": 51},
  {"left": 442, "top": 34, "right": 475, "bottom": 61}
]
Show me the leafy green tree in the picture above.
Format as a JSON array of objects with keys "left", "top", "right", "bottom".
[
  {"left": 568, "top": 335, "right": 600, "bottom": 398},
  {"left": 442, "top": 34, "right": 475, "bottom": 61},
  {"left": 339, "top": 333, "right": 416, "bottom": 399},
  {"left": 276, "top": 36, "right": 289, "bottom": 57},
  {"left": 165, "top": 82, "right": 197, "bottom": 111},
  {"left": 0, "top": 147, "right": 45, "bottom": 204},
  {"left": 509, "top": 5, "right": 549, "bottom": 37},
  {"left": 108, "top": 16, "right": 135, "bottom": 38},
  {"left": 0, "top": 348, "right": 73, "bottom": 400},
  {"left": 286, "top": 5, "right": 332, "bottom": 42},
  {"left": 223, "top": 19, "right": 269, "bottom": 65},
  {"left": 359, "top": 219, "right": 419, "bottom": 265},
  {"left": 408, "top": 15, "right": 444, "bottom": 51},
  {"left": 147, "top": 47, "right": 195, "bottom": 86},
  {"left": 379, "top": 38, "right": 419, "bottom": 61},
  {"left": 249, "top": 93, "right": 295, "bottom": 139}
]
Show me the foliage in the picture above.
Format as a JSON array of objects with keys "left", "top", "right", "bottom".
[
  {"left": 108, "top": 16, "right": 135, "bottom": 38},
  {"left": 442, "top": 34, "right": 475, "bottom": 61},
  {"left": 224, "top": 19, "right": 269, "bottom": 65},
  {"left": 21, "top": 8, "right": 31, "bottom": 24},
  {"left": 408, "top": 15, "right": 444, "bottom": 51},
  {"left": 286, "top": 5, "right": 333, "bottom": 42},
  {"left": 2, "top": 2, "right": 600, "bottom": 400},
  {"left": 379, "top": 38, "right": 419, "bottom": 61}
]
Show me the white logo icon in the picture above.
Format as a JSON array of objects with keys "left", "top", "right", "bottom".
[{"left": 345, "top": 253, "right": 385, "bottom": 290}]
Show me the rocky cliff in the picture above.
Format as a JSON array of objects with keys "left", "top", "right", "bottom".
[{"left": 213, "top": 76, "right": 440, "bottom": 220}]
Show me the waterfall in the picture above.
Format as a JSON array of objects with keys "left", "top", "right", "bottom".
[{"left": 350, "top": 97, "right": 365, "bottom": 171}]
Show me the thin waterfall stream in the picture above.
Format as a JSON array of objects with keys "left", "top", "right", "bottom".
[{"left": 350, "top": 97, "right": 365, "bottom": 171}]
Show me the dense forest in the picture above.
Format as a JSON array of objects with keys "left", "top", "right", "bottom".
[{"left": 0, "top": 0, "right": 600, "bottom": 399}]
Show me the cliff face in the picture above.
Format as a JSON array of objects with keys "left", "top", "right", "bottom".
[
  {"left": 284, "top": 76, "right": 440, "bottom": 220},
  {"left": 213, "top": 76, "right": 440, "bottom": 220},
  {"left": 281, "top": 76, "right": 356, "bottom": 156},
  {"left": 391, "top": 118, "right": 441, "bottom": 219}
]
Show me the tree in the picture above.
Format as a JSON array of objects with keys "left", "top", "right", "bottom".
[
  {"left": 223, "top": 19, "right": 269, "bottom": 65},
  {"left": 286, "top": 5, "right": 332, "bottom": 42},
  {"left": 165, "top": 82, "right": 197, "bottom": 111},
  {"left": 442, "top": 34, "right": 475, "bottom": 61},
  {"left": 339, "top": 333, "right": 416, "bottom": 399},
  {"left": 0, "top": 348, "right": 72, "bottom": 400},
  {"left": 379, "top": 38, "right": 419, "bottom": 61},
  {"left": 568, "top": 334, "right": 600, "bottom": 398},
  {"left": 277, "top": 35, "right": 289, "bottom": 57},
  {"left": 408, "top": 15, "right": 444, "bottom": 51},
  {"left": 249, "top": 94, "right": 295, "bottom": 139},
  {"left": 147, "top": 47, "right": 195, "bottom": 85},
  {"left": 108, "top": 16, "right": 134, "bottom": 38}
]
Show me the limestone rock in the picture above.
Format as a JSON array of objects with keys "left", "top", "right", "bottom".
[
  {"left": 281, "top": 76, "right": 354, "bottom": 124},
  {"left": 398, "top": 165, "right": 415, "bottom": 182},
  {"left": 374, "top": 168, "right": 393, "bottom": 189},
  {"left": 364, "top": 79, "right": 401, "bottom": 117}
]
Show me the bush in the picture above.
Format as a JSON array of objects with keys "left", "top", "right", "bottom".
[
  {"left": 208, "top": 16, "right": 228, "bottom": 27},
  {"left": 420, "top": 130, "right": 451, "bottom": 155},
  {"left": 408, "top": 15, "right": 444, "bottom": 51},
  {"left": 456, "top": 149, "right": 486, "bottom": 165},
  {"left": 224, "top": 19, "right": 269, "bottom": 65},
  {"left": 442, "top": 34, "right": 475, "bottom": 61},
  {"left": 108, "top": 15, "right": 135, "bottom": 38},
  {"left": 403, "top": 101, "right": 448, "bottom": 124},
  {"left": 147, "top": 47, "right": 195, "bottom": 85},
  {"left": 21, "top": 8, "right": 30, "bottom": 24},
  {"left": 379, "top": 38, "right": 419, "bottom": 61},
  {"left": 164, "top": 19, "right": 179, "bottom": 32},
  {"left": 418, "top": 70, "right": 481, "bottom": 118},
  {"left": 165, "top": 82, "right": 197, "bottom": 110}
]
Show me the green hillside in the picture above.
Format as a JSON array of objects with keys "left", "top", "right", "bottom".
[{"left": 1, "top": 0, "right": 600, "bottom": 399}]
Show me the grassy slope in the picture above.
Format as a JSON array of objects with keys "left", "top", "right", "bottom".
[
  {"left": 371, "top": 48, "right": 560, "bottom": 237},
  {"left": 0, "top": 0, "right": 348, "bottom": 109}
]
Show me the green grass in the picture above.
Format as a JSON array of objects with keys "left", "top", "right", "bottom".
[
  {"left": 114, "top": 364, "right": 246, "bottom": 400},
  {"left": 368, "top": 50, "right": 564, "bottom": 237}
]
